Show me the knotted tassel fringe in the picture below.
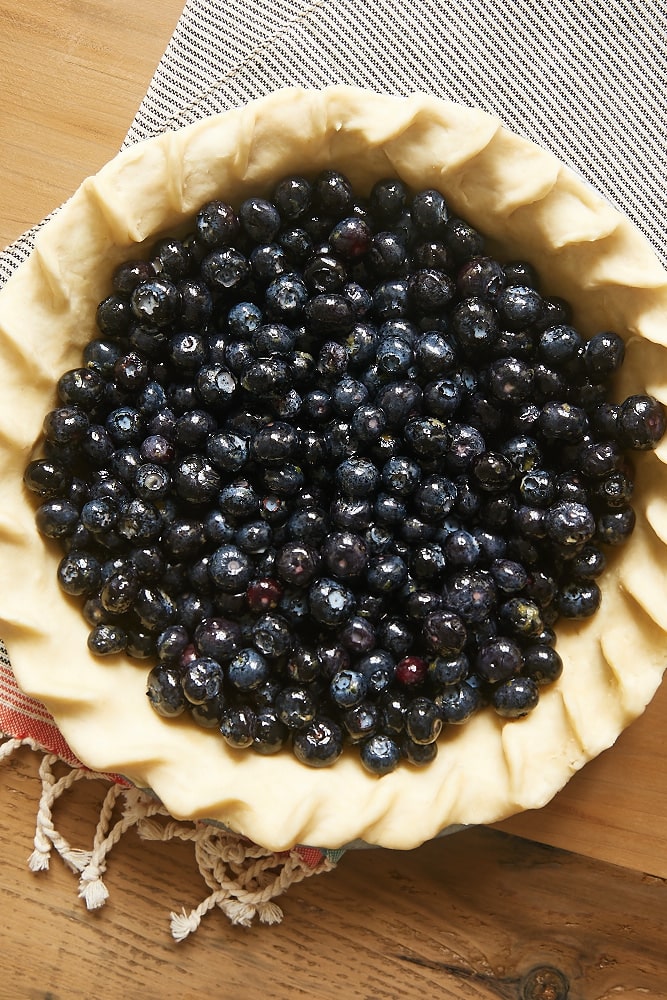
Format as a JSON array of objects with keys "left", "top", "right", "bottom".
[{"left": 1, "top": 734, "right": 338, "bottom": 940}]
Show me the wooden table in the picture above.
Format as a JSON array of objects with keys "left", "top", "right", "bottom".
[{"left": 1, "top": 4, "right": 666, "bottom": 996}]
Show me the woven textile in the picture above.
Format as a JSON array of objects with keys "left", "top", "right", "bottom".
[{"left": 127, "top": 0, "right": 667, "bottom": 265}]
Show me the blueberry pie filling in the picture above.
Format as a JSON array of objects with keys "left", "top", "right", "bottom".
[{"left": 23, "top": 168, "right": 666, "bottom": 776}]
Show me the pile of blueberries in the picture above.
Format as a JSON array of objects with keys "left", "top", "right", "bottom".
[{"left": 24, "top": 168, "right": 666, "bottom": 774}]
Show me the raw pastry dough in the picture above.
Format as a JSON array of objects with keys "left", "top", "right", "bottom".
[{"left": 1, "top": 87, "right": 666, "bottom": 850}]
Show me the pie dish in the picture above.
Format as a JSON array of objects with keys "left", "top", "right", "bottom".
[{"left": 1, "top": 86, "right": 667, "bottom": 851}]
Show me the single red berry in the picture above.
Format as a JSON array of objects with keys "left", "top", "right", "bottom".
[
  {"left": 246, "top": 577, "right": 284, "bottom": 612},
  {"left": 179, "top": 643, "right": 198, "bottom": 669},
  {"left": 395, "top": 655, "right": 428, "bottom": 687}
]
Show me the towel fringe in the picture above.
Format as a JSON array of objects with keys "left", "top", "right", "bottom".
[{"left": 1, "top": 733, "right": 338, "bottom": 940}]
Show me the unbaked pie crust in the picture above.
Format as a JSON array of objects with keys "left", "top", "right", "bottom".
[{"left": 1, "top": 87, "right": 666, "bottom": 851}]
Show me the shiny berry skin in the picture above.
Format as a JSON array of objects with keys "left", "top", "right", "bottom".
[
  {"left": 246, "top": 577, "right": 283, "bottom": 612},
  {"left": 618, "top": 394, "right": 666, "bottom": 449},
  {"left": 293, "top": 717, "right": 344, "bottom": 767},
  {"left": 596, "top": 506, "right": 636, "bottom": 545},
  {"left": 182, "top": 656, "right": 224, "bottom": 704},
  {"left": 436, "top": 681, "right": 482, "bottom": 724},
  {"left": 322, "top": 531, "right": 368, "bottom": 579},
  {"left": 497, "top": 284, "right": 543, "bottom": 328},
  {"left": 309, "top": 577, "right": 356, "bottom": 626},
  {"left": 87, "top": 623, "right": 128, "bottom": 656},
  {"left": 523, "top": 644, "right": 563, "bottom": 685},
  {"left": 275, "top": 686, "right": 317, "bottom": 729},
  {"left": 57, "top": 550, "right": 102, "bottom": 596},
  {"left": 220, "top": 705, "right": 256, "bottom": 748},
  {"left": 227, "top": 648, "right": 270, "bottom": 692},
  {"left": 329, "top": 216, "right": 372, "bottom": 259},
  {"left": 253, "top": 709, "right": 289, "bottom": 755},
  {"left": 360, "top": 734, "right": 402, "bottom": 775},
  {"left": 544, "top": 501, "right": 595, "bottom": 547},
  {"left": 251, "top": 613, "right": 293, "bottom": 658},
  {"left": 35, "top": 499, "right": 80, "bottom": 538},
  {"left": 405, "top": 697, "right": 442, "bottom": 744},
  {"left": 146, "top": 664, "right": 187, "bottom": 717},
  {"left": 428, "top": 653, "right": 469, "bottom": 688},
  {"left": 194, "top": 617, "right": 241, "bottom": 662},
  {"left": 476, "top": 637, "right": 523, "bottom": 683},
  {"left": 444, "top": 570, "right": 497, "bottom": 625},
  {"left": 330, "top": 669, "right": 367, "bottom": 709},
  {"left": 584, "top": 331, "right": 625, "bottom": 378},
  {"left": 556, "top": 580, "right": 601, "bottom": 618},
  {"left": 491, "top": 676, "right": 539, "bottom": 718},
  {"left": 422, "top": 610, "right": 467, "bottom": 656},
  {"left": 395, "top": 655, "right": 428, "bottom": 687}
]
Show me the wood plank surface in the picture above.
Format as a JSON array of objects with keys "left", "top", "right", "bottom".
[
  {"left": 2, "top": 746, "right": 667, "bottom": 1000},
  {"left": 1, "top": 3, "right": 667, "bottom": 996}
]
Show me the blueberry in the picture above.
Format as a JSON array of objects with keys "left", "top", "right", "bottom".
[
  {"left": 544, "top": 500, "right": 595, "bottom": 546},
  {"left": 305, "top": 293, "right": 355, "bottom": 337},
  {"left": 87, "top": 623, "right": 128, "bottom": 656},
  {"left": 381, "top": 455, "right": 422, "bottom": 496},
  {"left": 596, "top": 506, "right": 636, "bottom": 545},
  {"left": 253, "top": 709, "right": 289, "bottom": 754},
  {"left": 538, "top": 324, "right": 583, "bottom": 367},
  {"left": 57, "top": 550, "right": 102, "bottom": 596},
  {"left": 497, "top": 284, "right": 543, "bottom": 328},
  {"left": 342, "top": 702, "right": 379, "bottom": 743},
  {"left": 182, "top": 657, "right": 224, "bottom": 704},
  {"left": 523, "top": 644, "right": 563, "bottom": 685},
  {"left": 313, "top": 170, "right": 354, "bottom": 217},
  {"left": 194, "top": 617, "right": 241, "bottom": 662},
  {"left": 557, "top": 580, "right": 601, "bottom": 618},
  {"left": 422, "top": 609, "right": 467, "bottom": 656},
  {"left": 330, "top": 668, "right": 367, "bottom": 709},
  {"left": 428, "top": 653, "right": 469, "bottom": 688},
  {"left": 293, "top": 717, "right": 344, "bottom": 767},
  {"left": 220, "top": 705, "right": 256, "bottom": 748},
  {"left": 329, "top": 216, "right": 372, "bottom": 259},
  {"left": 405, "top": 697, "right": 443, "bottom": 745},
  {"left": 491, "top": 676, "right": 539, "bottom": 718},
  {"left": 195, "top": 200, "right": 239, "bottom": 247},
  {"left": 366, "top": 554, "right": 408, "bottom": 593},
  {"left": 36, "top": 499, "right": 80, "bottom": 538},
  {"left": 251, "top": 612, "right": 293, "bottom": 658},
  {"left": 309, "top": 577, "right": 356, "bottom": 626},
  {"left": 476, "top": 637, "right": 523, "bottom": 683},
  {"left": 444, "top": 570, "right": 497, "bottom": 624},
  {"left": 370, "top": 178, "right": 408, "bottom": 221},
  {"left": 248, "top": 422, "right": 298, "bottom": 467},
  {"left": 359, "top": 734, "right": 401, "bottom": 775},
  {"left": 335, "top": 457, "right": 380, "bottom": 498},
  {"left": 618, "top": 394, "right": 666, "bottom": 449},
  {"left": 411, "top": 189, "right": 449, "bottom": 234},
  {"left": 435, "top": 681, "right": 481, "bottom": 724},
  {"left": 271, "top": 686, "right": 315, "bottom": 730},
  {"left": 584, "top": 331, "right": 625, "bottom": 378},
  {"left": 130, "top": 278, "right": 180, "bottom": 327},
  {"left": 456, "top": 256, "right": 506, "bottom": 303},
  {"left": 146, "top": 664, "right": 187, "bottom": 717},
  {"left": 43, "top": 405, "right": 89, "bottom": 446},
  {"left": 227, "top": 648, "right": 270, "bottom": 692},
  {"left": 156, "top": 624, "right": 190, "bottom": 664},
  {"left": 204, "top": 544, "right": 250, "bottom": 594}
]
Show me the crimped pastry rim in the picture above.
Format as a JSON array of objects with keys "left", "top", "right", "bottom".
[{"left": 1, "top": 86, "right": 666, "bottom": 851}]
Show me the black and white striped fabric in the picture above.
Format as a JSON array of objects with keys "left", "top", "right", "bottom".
[{"left": 2, "top": 1, "right": 666, "bottom": 277}]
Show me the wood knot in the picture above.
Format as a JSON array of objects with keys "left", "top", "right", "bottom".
[{"left": 522, "top": 966, "right": 569, "bottom": 1000}]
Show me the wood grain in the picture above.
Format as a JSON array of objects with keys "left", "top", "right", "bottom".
[
  {"left": 1, "top": 3, "right": 667, "bottom": 996},
  {"left": 2, "top": 747, "right": 667, "bottom": 1000}
]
